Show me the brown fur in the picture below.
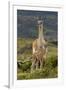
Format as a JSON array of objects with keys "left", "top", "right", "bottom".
[{"left": 31, "top": 39, "right": 48, "bottom": 70}]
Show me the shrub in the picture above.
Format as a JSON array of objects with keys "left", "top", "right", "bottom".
[
  {"left": 17, "top": 60, "right": 32, "bottom": 72},
  {"left": 45, "top": 55, "right": 58, "bottom": 69}
]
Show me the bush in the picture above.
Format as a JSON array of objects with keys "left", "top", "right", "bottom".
[
  {"left": 17, "top": 60, "right": 32, "bottom": 72},
  {"left": 45, "top": 55, "right": 58, "bottom": 69}
]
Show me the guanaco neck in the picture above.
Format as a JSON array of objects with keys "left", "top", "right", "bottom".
[{"left": 38, "top": 22, "right": 44, "bottom": 42}]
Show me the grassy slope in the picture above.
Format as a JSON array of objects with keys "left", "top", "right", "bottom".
[{"left": 17, "top": 38, "right": 58, "bottom": 80}]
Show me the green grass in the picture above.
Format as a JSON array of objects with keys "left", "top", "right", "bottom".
[
  {"left": 17, "top": 67, "right": 58, "bottom": 80},
  {"left": 17, "top": 38, "right": 58, "bottom": 80}
]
